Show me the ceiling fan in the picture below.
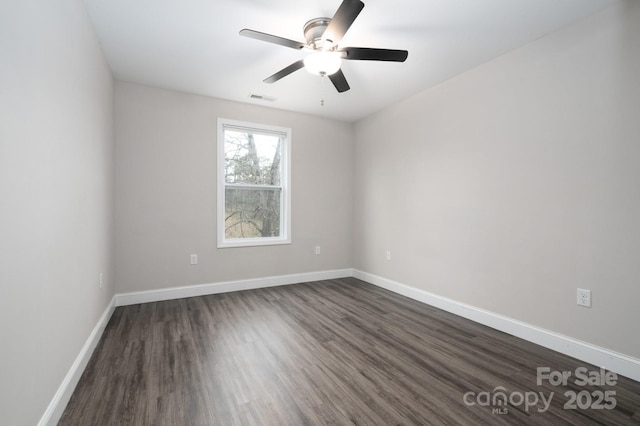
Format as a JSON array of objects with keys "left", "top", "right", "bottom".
[{"left": 240, "top": 0, "right": 408, "bottom": 93}]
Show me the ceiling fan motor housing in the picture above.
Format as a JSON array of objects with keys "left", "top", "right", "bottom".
[{"left": 304, "top": 18, "right": 332, "bottom": 49}]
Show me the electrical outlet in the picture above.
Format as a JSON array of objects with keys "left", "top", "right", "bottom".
[
  {"left": 386, "top": 250, "right": 392, "bottom": 261},
  {"left": 99, "top": 273, "right": 103, "bottom": 289},
  {"left": 577, "top": 288, "right": 591, "bottom": 307},
  {"left": 315, "top": 246, "right": 321, "bottom": 255},
  {"left": 190, "top": 254, "right": 198, "bottom": 265}
]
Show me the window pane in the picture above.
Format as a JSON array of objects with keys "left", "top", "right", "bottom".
[
  {"left": 225, "top": 187, "right": 281, "bottom": 239},
  {"left": 218, "top": 118, "right": 291, "bottom": 248},
  {"left": 224, "top": 130, "right": 282, "bottom": 186}
]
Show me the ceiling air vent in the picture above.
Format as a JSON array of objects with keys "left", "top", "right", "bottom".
[{"left": 249, "top": 94, "right": 276, "bottom": 102}]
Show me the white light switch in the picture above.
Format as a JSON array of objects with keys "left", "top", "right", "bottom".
[{"left": 190, "top": 254, "right": 198, "bottom": 265}]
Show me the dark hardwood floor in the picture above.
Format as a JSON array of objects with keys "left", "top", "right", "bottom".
[{"left": 60, "top": 278, "right": 640, "bottom": 425}]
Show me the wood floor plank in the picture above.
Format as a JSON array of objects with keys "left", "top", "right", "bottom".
[{"left": 60, "top": 278, "right": 640, "bottom": 425}]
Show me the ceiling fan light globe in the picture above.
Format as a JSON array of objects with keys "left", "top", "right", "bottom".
[{"left": 303, "top": 51, "right": 342, "bottom": 76}]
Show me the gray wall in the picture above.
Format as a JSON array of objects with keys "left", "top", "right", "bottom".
[
  {"left": 114, "top": 82, "right": 354, "bottom": 293},
  {"left": 0, "top": 0, "right": 114, "bottom": 424},
  {"left": 354, "top": 2, "right": 640, "bottom": 358}
]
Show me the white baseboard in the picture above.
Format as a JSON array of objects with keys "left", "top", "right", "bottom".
[
  {"left": 353, "top": 269, "right": 640, "bottom": 382},
  {"left": 38, "top": 295, "right": 117, "bottom": 426},
  {"left": 115, "top": 268, "right": 353, "bottom": 306}
]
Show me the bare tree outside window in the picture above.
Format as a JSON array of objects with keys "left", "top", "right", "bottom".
[{"left": 223, "top": 128, "right": 284, "bottom": 240}]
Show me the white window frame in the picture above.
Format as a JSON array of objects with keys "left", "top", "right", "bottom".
[{"left": 217, "top": 118, "right": 291, "bottom": 248}]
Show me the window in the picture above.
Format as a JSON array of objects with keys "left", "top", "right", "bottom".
[{"left": 217, "top": 118, "right": 291, "bottom": 248}]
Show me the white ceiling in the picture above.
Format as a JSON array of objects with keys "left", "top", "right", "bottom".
[{"left": 83, "top": 0, "right": 614, "bottom": 122}]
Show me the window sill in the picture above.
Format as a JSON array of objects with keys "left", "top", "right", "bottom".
[{"left": 217, "top": 237, "right": 292, "bottom": 249}]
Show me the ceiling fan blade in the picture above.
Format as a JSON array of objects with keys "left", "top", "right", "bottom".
[
  {"left": 328, "top": 69, "right": 350, "bottom": 93},
  {"left": 322, "top": 0, "right": 364, "bottom": 46},
  {"left": 240, "top": 29, "right": 306, "bottom": 50},
  {"left": 264, "top": 60, "right": 305, "bottom": 84},
  {"left": 339, "top": 47, "right": 408, "bottom": 62}
]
